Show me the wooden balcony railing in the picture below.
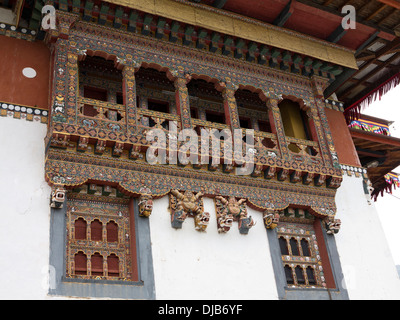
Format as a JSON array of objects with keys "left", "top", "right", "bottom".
[
  {"left": 72, "top": 98, "right": 324, "bottom": 170},
  {"left": 77, "top": 97, "right": 126, "bottom": 132}
]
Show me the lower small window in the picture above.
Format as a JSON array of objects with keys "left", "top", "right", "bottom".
[
  {"left": 66, "top": 190, "right": 137, "bottom": 281},
  {"left": 277, "top": 208, "right": 327, "bottom": 288}
]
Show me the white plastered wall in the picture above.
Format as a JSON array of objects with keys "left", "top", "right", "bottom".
[
  {"left": 0, "top": 116, "right": 51, "bottom": 299},
  {"left": 334, "top": 174, "right": 400, "bottom": 299},
  {"left": 149, "top": 195, "right": 279, "bottom": 300}
]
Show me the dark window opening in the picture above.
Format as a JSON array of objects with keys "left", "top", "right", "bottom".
[
  {"left": 284, "top": 265, "right": 294, "bottom": 285},
  {"left": 206, "top": 112, "right": 225, "bottom": 124},
  {"left": 295, "top": 266, "right": 305, "bottom": 285},
  {"left": 301, "top": 239, "right": 311, "bottom": 256},
  {"left": 190, "top": 108, "right": 198, "bottom": 119},
  {"left": 148, "top": 100, "right": 169, "bottom": 113},
  {"left": 279, "top": 237, "right": 289, "bottom": 255},
  {"left": 116, "top": 92, "right": 123, "bottom": 105},
  {"left": 306, "top": 267, "right": 316, "bottom": 285},
  {"left": 187, "top": 78, "right": 223, "bottom": 103},
  {"left": 258, "top": 120, "right": 271, "bottom": 133},
  {"left": 262, "top": 137, "right": 276, "bottom": 149},
  {"left": 290, "top": 238, "right": 300, "bottom": 256},
  {"left": 239, "top": 118, "right": 251, "bottom": 129},
  {"left": 84, "top": 86, "right": 108, "bottom": 102}
]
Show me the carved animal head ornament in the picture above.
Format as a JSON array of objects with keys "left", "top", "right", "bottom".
[
  {"left": 138, "top": 194, "right": 153, "bottom": 217},
  {"left": 217, "top": 211, "right": 234, "bottom": 233},
  {"left": 138, "top": 187, "right": 153, "bottom": 217},
  {"left": 50, "top": 185, "right": 66, "bottom": 209},
  {"left": 215, "top": 196, "right": 253, "bottom": 234},
  {"left": 325, "top": 217, "right": 341, "bottom": 235},
  {"left": 263, "top": 210, "right": 280, "bottom": 229},
  {"left": 195, "top": 211, "right": 210, "bottom": 232}
]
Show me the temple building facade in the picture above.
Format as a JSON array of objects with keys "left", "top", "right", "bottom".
[{"left": 1, "top": 0, "right": 400, "bottom": 300}]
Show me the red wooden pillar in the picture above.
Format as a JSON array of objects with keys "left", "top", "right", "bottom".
[{"left": 129, "top": 198, "right": 139, "bottom": 281}]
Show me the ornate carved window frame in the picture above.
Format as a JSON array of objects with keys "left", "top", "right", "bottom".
[
  {"left": 48, "top": 187, "right": 155, "bottom": 299},
  {"left": 266, "top": 207, "right": 349, "bottom": 300}
]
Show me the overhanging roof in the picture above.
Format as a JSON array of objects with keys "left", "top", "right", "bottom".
[
  {"left": 4, "top": 0, "right": 400, "bottom": 111},
  {"left": 101, "top": 0, "right": 358, "bottom": 68},
  {"left": 174, "top": 0, "right": 400, "bottom": 111},
  {"left": 350, "top": 126, "right": 400, "bottom": 196}
]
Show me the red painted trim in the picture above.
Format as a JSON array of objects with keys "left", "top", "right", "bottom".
[
  {"left": 129, "top": 198, "right": 139, "bottom": 281},
  {"left": 349, "top": 128, "right": 400, "bottom": 147},
  {"left": 313, "top": 219, "right": 336, "bottom": 289}
]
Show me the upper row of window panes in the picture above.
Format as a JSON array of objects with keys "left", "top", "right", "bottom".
[{"left": 78, "top": 56, "right": 313, "bottom": 139}]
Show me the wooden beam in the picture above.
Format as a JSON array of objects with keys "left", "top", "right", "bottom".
[
  {"left": 296, "top": 0, "right": 396, "bottom": 35},
  {"left": 366, "top": 3, "right": 387, "bottom": 21},
  {"left": 326, "top": 24, "right": 347, "bottom": 43},
  {"left": 273, "top": 0, "right": 295, "bottom": 27},
  {"left": 323, "top": 0, "right": 335, "bottom": 5},
  {"left": 14, "top": 0, "right": 24, "bottom": 27},
  {"left": 356, "top": 52, "right": 376, "bottom": 61},
  {"left": 341, "top": 51, "right": 400, "bottom": 99},
  {"left": 375, "top": 7, "right": 396, "bottom": 26},
  {"left": 356, "top": 147, "right": 387, "bottom": 158},
  {"left": 325, "top": 30, "right": 380, "bottom": 98},
  {"left": 377, "top": 0, "right": 400, "bottom": 10},
  {"left": 350, "top": 128, "right": 400, "bottom": 147},
  {"left": 355, "top": 31, "right": 381, "bottom": 55},
  {"left": 212, "top": 0, "right": 228, "bottom": 9},
  {"left": 103, "top": 0, "right": 358, "bottom": 68}
]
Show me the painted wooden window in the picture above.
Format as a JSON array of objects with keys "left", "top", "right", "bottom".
[
  {"left": 78, "top": 55, "right": 123, "bottom": 104},
  {"left": 279, "top": 99, "right": 311, "bottom": 141},
  {"left": 74, "top": 218, "right": 87, "bottom": 240},
  {"left": 66, "top": 191, "right": 138, "bottom": 281},
  {"left": 78, "top": 55, "right": 124, "bottom": 124},
  {"left": 106, "top": 221, "right": 118, "bottom": 243},
  {"left": 91, "top": 252, "right": 104, "bottom": 276},
  {"left": 277, "top": 217, "right": 327, "bottom": 288},
  {"left": 91, "top": 219, "right": 103, "bottom": 241},
  {"left": 74, "top": 251, "right": 87, "bottom": 275},
  {"left": 235, "top": 88, "right": 272, "bottom": 133},
  {"left": 107, "top": 254, "right": 120, "bottom": 277},
  {"left": 135, "top": 66, "right": 177, "bottom": 130}
]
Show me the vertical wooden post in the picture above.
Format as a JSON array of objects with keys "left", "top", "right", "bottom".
[
  {"left": 174, "top": 75, "right": 192, "bottom": 130},
  {"left": 122, "top": 65, "right": 139, "bottom": 135},
  {"left": 266, "top": 98, "right": 290, "bottom": 160},
  {"left": 219, "top": 79, "right": 240, "bottom": 131}
]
